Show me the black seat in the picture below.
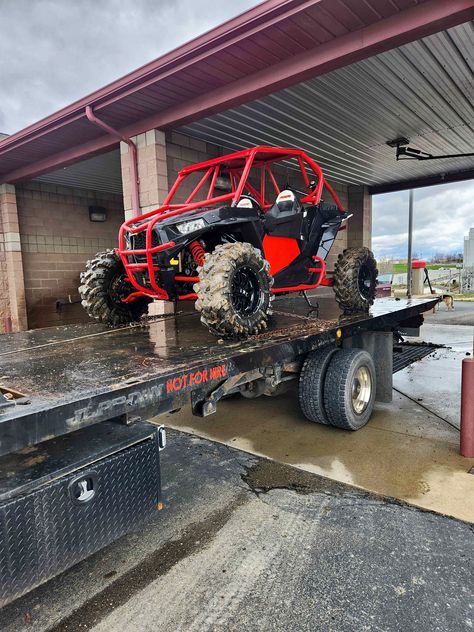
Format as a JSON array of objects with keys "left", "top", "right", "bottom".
[
  {"left": 264, "top": 190, "right": 303, "bottom": 239},
  {"left": 266, "top": 189, "right": 301, "bottom": 219}
]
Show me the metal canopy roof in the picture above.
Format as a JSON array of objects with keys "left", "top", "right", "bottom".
[
  {"left": 0, "top": 0, "right": 473, "bottom": 191},
  {"left": 179, "top": 20, "right": 474, "bottom": 191},
  {"left": 34, "top": 150, "right": 123, "bottom": 194}
]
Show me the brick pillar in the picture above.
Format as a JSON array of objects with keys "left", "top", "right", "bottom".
[
  {"left": 120, "top": 129, "right": 174, "bottom": 316},
  {"left": 120, "top": 129, "right": 169, "bottom": 221},
  {"left": 347, "top": 185, "right": 372, "bottom": 250},
  {"left": 0, "top": 184, "right": 27, "bottom": 332}
]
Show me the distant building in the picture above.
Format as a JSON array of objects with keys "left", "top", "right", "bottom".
[{"left": 464, "top": 228, "right": 474, "bottom": 268}]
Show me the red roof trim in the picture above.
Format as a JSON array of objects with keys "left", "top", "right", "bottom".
[
  {"left": 1, "top": 0, "right": 473, "bottom": 184},
  {"left": 0, "top": 0, "right": 316, "bottom": 151}
]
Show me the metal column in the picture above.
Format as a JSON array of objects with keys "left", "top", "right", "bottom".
[{"left": 406, "top": 189, "right": 414, "bottom": 298}]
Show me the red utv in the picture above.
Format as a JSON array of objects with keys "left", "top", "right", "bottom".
[{"left": 79, "top": 147, "right": 377, "bottom": 337}]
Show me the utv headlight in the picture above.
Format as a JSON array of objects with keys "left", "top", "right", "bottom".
[{"left": 176, "top": 218, "right": 206, "bottom": 234}]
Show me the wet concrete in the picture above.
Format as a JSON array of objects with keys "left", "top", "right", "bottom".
[
  {"left": 241, "top": 459, "right": 419, "bottom": 509},
  {"left": 424, "top": 299, "right": 474, "bottom": 326},
  {"left": 164, "top": 379, "right": 474, "bottom": 522},
  {"left": 2, "top": 431, "right": 471, "bottom": 632},
  {"left": 47, "top": 494, "right": 248, "bottom": 632},
  {"left": 394, "top": 323, "right": 472, "bottom": 429}
]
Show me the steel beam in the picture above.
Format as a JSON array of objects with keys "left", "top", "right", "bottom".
[{"left": 369, "top": 168, "right": 474, "bottom": 195}]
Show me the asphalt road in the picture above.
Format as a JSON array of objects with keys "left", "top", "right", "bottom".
[{"left": 1, "top": 429, "right": 472, "bottom": 632}]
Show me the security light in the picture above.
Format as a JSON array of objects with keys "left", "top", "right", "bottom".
[{"left": 89, "top": 206, "right": 107, "bottom": 222}]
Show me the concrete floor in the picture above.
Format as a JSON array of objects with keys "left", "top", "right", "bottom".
[
  {"left": 166, "top": 303, "right": 474, "bottom": 523},
  {"left": 0, "top": 300, "right": 472, "bottom": 630},
  {"left": 1, "top": 431, "right": 472, "bottom": 632},
  {"left": 424, "top": 299, "right": 474, "bottom": 326}
]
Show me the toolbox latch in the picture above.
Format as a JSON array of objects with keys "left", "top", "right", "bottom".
[
  {"left": 158, "top": 426, "right": 166, "bottom": 451},
  {"left": 68, "top": 471, "right": 98, "bottom": 504}
]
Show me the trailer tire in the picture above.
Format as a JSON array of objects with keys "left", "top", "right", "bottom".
[
  {"left": 194, "top": 242, "right": 273, "bottom": 338},
  {"left": 323, "top": 349, "right": 376, "bottom": 430},
  {"left": 79, "top": 250, "right": 150, "bottom": 326},
  {"left": 299, "top": 346, "right": 339, "bottom": 424},
  {"left": 333, "top": 247, "right": 378, "bottom": 313}
]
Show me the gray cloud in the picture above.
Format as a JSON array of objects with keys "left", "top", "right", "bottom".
[
  {"left": 373, "top": 180, "right": 473, "bottom": 259},
  {"left": 0, "top": 0, "right": 256, "bottom": 134}
]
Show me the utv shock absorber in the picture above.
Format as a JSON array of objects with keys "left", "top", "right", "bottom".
[{"left": 189, "top": 240, "right": 206, "bottom": 266}]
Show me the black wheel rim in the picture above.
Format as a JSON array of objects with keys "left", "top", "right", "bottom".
[
  {"left": 109, "top": 273, "right": 133, "bottom": 302},
  {"left": 231, "top": 266, "right": 262, "bottom": 316},
  {"left": 358, "top": 263, "right": 374, "bottom": 300}
]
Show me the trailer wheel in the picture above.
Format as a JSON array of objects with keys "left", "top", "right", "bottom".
[
  {"left": 79, "top": 250, "right": 150, "bottom": 326},
  {"left": 323, "top": 349, "right": 376, "bottom": 430},
  {"left": 333, "top": 247, "right": 378, "bottom": 313},
  {"left": 194, "top": 242, "right": 273, "bottom": 338},
  {"left": 299, "top": 346, "right": 339, "bottom": 424}
]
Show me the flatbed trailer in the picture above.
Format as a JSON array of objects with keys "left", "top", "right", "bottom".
[
  {"left": 0, "top": 295, "right": 438, "bottom": 455},
  {"left": 0, "top": 295, "right": 438, "bottom": 605}
]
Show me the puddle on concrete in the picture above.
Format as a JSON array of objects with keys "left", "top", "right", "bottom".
[{"left": 164, "top": 383, "right": 474, "bottom": 523}]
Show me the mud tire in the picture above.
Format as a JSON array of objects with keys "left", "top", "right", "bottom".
[
  {"left": 333, "top": 247, "right": 378, "bottom": 313},
  {"left": 299, "top": 345, "right": 340, "bottom": 424},
  {"left": 194, "top": 242, "right": 273, "bottom": 338},
  {"left": 79, "top": 250, "right": 150, "bottom": 326}
]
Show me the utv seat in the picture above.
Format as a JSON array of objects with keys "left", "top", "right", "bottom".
[
  {"left": 236, "top": 197, "right": 253, "bottom": 208},
  {"left": 264, "top": 190, "right": 303, "bottom": 238},
  {"left": 266, "top": 189, "right": 301, "bottom": 218},
  {"left": 306, "top": 203, "right": 348, "bottom": 248}
]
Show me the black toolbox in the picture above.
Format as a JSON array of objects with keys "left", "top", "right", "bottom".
[{"left": 0, "top": 420, "right": 165, "bottom": 607}]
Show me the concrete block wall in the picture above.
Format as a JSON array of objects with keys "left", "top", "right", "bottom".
[
  {"left": 0, "top": 183, "right": 27, "bottom": 332},
  {"left": 121, "top": 129, "right": 169, "bottom": 218},
  {"left": 165, "top": 131, "right": 221, "bottom": 202},
  {"left": 0, "top": 193, "right": 9, "bottom": 330},
  {"left": 16, "top": 182, "right": 124, "bottom": 329},
  {"left": 347, "top": 185, "right": 372, "bottom": 250}
]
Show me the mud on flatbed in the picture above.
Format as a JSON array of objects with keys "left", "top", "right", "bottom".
[{"left": 0, "top": 296, "right": 437, "bottom": 456}]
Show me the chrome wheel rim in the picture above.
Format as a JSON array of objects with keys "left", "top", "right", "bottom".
[{"left": 351, "top": 366, "right": 372, "bottom": 415}]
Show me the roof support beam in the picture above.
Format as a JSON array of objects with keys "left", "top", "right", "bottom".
[{"left": 369, "top": 168, "right": 474, "bottom": 195}]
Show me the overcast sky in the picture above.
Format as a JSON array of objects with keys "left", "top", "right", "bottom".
[
  {"left": 373, "top": 181, "right": 472, "bottom": 261},
  {"left": 0, "top": 0, "right": 256, "bottom": 133},
  {"left": 0, "top": 0, "right": 472, "bottom": 260}
]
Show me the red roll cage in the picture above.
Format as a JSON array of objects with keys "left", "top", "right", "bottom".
[{"left": 118, "top": 146, "right": 345, "bottom": 301}]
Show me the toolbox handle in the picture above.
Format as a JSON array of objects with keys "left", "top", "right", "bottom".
[{"left": 68, "top": 471, "right": 98, "bottom": 505}]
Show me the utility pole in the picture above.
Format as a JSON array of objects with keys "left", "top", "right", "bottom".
[{"left": 406, "top": 189, "right": 414, "bottom": 298}]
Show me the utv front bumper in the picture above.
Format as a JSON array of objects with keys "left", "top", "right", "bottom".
[{"left": 118, "top": 218, "right": 203, "bottom": 301}]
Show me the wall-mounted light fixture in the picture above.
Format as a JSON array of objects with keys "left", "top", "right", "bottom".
[
  {"left": 387, "top": 137, "right": 474, "bottom": 161},
  {"left": 88, "top": 205, "right": 107, "bottom": 222}
]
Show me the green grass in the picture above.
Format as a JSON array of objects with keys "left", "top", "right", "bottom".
[
  {"left": 451, "top": 294, "right": 474, "bottom": 301},
  {"left": 391, "top": 263, "right": 461, "bottom": 273}
]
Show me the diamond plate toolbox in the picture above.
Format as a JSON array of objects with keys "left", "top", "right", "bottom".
[{"left": 0, "top": 421, "right": 163, "bottom": 607}]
